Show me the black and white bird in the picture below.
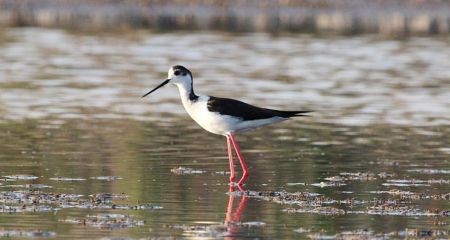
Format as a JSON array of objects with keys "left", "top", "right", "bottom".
[{"left": 143, "top": 65, "right": 311, "bottom": 186}]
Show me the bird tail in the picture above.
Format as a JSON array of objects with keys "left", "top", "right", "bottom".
[{"left": 272, "top": 110, "right": 313, "bottom": 118}]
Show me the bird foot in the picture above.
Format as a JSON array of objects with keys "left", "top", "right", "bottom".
[
  {"left": 229, "top": 183, "right": 246, "bottom": 192},
  {"left": 237, "top": 172, "right": 249, "bottom": 185}
]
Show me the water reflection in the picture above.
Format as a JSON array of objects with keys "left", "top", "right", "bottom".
[
  {"left": 225, "top": 188, "right": 248, "bottom": 239},
  {"left": 176, "top": 186, "right": 250, "bottom": 239}
]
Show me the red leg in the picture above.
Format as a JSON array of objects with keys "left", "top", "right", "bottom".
[
  {"left": 228, "top": 134, "right": 249, "bottom": 185},
  {"left": 226, "top": 135, "right": 235, "bottom": 182}
]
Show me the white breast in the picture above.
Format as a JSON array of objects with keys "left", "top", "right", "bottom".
[{"left": 181, "top": 96, "right": 240, "bottom": 135}]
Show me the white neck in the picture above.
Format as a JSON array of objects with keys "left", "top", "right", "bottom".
[{"left": 174, "top": 81, "right": 197, "bottom": 107}]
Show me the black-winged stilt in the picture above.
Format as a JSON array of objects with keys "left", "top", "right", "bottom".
[{"left": 143, "top": 65, "right": 311, "bottom": 186}]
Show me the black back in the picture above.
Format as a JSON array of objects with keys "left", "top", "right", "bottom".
[{"left": 207, "top": 96, "right": 311, "bottom": 121}]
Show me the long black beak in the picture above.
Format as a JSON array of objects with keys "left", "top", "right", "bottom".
[{"left": 142, "top": 79, "right": 170, "bottom": 97}]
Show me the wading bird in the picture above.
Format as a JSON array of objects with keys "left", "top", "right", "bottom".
[{"left": 143, "top": 65, "right": 311, "bottom": 186}]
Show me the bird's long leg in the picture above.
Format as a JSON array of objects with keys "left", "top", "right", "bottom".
[
  {"left": 228, "top": 133, "right": 249, "bottom": 185},
  {"left": 226, "top": 135, "right": 236, "bottom": 182}
]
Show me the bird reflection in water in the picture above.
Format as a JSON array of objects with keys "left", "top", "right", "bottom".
[{"left": 224, "top": 185, "right": 248, "bottom": 238}]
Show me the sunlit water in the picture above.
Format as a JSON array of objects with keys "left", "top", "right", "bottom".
[{"left": 0, "top": 28, "right": 449, "bottom": 239}]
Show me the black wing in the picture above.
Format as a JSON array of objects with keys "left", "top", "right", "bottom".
[{"left": 207, "top": 96, "right": 311, "bottom": 121}]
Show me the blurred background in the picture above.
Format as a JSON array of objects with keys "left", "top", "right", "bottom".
[
  {"left": 1, "top": 0, "right": 450, "bottom": 35},
  {"left": 0, "top": 0, "right": 449, "bottom": 239}
]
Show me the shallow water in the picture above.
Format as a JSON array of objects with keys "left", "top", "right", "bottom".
[{"left": 0, "top": 28, "right": 449, "bottom": 239}]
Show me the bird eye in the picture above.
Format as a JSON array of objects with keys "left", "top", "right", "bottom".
[{"left": 174, "top": 70, "right": 180, "bottom": 76}]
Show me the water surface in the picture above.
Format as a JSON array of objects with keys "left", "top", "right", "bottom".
[{"left": 0, "top": 28, "right": 449, "bottom": 239}]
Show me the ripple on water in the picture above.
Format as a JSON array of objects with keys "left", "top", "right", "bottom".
[
  {"left": 407, "top": 169, "right": 450, "bottom": 174},
  {"left": 1, "top": 29, "right": 449, "bottom": 126},
  {"left": 0, "top": 230, "right": 56, "bottom": 238},
  {"left": 170, "top": 167, "right": 207, "bottom": 175},
  {"left": 302, "top": 229, "right": 450, "bottom": 239},
  {"left": 241, "top": 189, "right": 449, "bottom": 217},
  {"left": 2, "top": 175, "right": 39, "bottom": 180},
  {"left": 90, "top": 176, "right": 123, "bottom": 181},
  {"left": 49, "top": 177, "right": 87, "bottom": 181},
  {"left": 0, "top": 184, "right": 52, "bottom": 189},
  {"left": 62, "top": 214, "right": 145, "bottom": 229},
  {"left": 0, "top": 190, "right": 162, "bottom": 211}
]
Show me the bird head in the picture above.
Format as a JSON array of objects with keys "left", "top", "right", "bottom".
[
  {"left": 167, "top": 65, "right": 193, "bottom": 85},
  {"left": 142, "top": 65, "right": 193, "bottom": 97}
]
